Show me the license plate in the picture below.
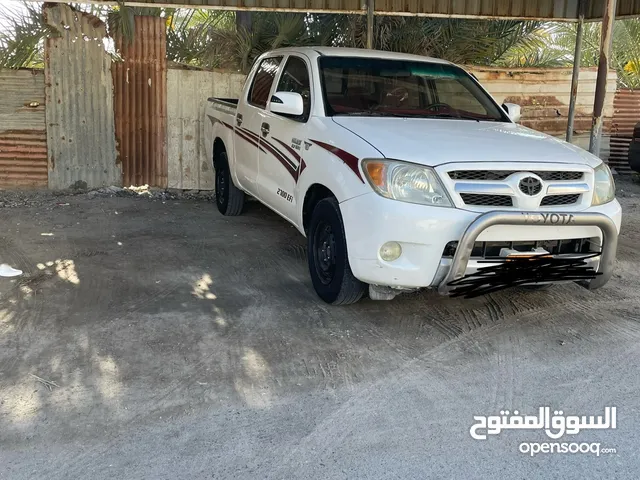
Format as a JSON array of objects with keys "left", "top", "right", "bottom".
[{"left": 500, "top": 248, "right": 551, "bottom": 261}]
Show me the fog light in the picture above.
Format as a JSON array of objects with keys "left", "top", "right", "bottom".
[{"left": 380, "top": 241, "right": 402, "bottom": 261}]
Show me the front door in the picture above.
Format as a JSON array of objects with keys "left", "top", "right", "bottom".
[
  {"left": 233, "top": 56, "right": 283, "bottom": 196},
  {"left": 257, "top": 55, "right": 312, "bottom": 223}
]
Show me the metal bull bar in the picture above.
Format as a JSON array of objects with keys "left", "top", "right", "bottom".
[{"left": 437, "top": 211, "right": 619, "bottom": 295}]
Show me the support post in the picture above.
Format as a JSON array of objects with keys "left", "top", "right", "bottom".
[
  {"left": 589, "top": 0, "right": 617, "bottom": 157},
  {"left": 366, "top": 0, "right": 374, "bottom": 49},
  {"left": 566, "top": 0, "right": 586, "bottom": 143}
]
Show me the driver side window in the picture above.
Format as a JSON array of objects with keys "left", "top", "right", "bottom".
[{"left": 275, "top": 56, "right": 311, "bottom": 121}]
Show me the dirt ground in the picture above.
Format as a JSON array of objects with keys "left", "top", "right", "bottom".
[{"left": 1, "top": 178, "right": 640, "bottom": 479}]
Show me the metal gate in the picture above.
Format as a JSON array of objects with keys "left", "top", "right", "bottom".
[{"left": 112, "top": 16, "right": 168, "bottom": 188}]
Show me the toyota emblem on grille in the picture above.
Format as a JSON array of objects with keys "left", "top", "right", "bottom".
[{"left": 519, "top": 176, "right": 542, "bottom": 196}]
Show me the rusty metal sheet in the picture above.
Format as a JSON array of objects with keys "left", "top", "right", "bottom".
[
  {"left": 0, "top": 130, "right": 48, "bottom": 189},
  {"left": 0, "top": 69, "right": 48, "bottom": 189},
  {"left": 44, "top": 4, "right": 121, "bottom": 190},
  {"left": 32, "top": 0, "right": 640, "bottom": 20},
  {"left": 609, "top": 89, "right": 640, "bottom": 174},
  {"left": 113, "top": 16, "right": 168, "bottom": 188}
]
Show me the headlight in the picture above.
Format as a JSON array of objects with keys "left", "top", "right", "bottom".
[
  {"left": 591, "top": 162, "right": 616, "bottom": 206},
  {"left": 362, "top": 159, "right": 452, "bottom": 207}
]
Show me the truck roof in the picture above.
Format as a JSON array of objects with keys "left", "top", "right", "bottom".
[{"left": 267, "top": 46, "right": 452, "bottom": 65}]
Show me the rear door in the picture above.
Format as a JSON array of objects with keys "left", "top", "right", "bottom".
[
  {"left": 233, "top": 56, "right": 283, "bottom": 196},
  {"left": 257, "top": 55, "right": 312, "bottom": 223}
]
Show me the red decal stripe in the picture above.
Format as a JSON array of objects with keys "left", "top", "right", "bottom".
[
  {"left": 273, "top": 138, "right": 302, "bottom": 163},
  {"left": 261, "top": 141, "right": 298, "bottom": 179},
  {"left": 240, "top": 127, "right": 260, "bottom": 140},
  {"left": 235, "top": 129, "right": 266, "bottom": 153},
  {"left": 309, "top": 140, "right": 363, "bottom": 182},
  {"left": 239, "top": 128, "right": 298, "bottom": 177}
]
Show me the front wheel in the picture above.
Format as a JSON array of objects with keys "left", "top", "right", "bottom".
[
  {"left": 215, "top": 151, "right": 244, "bottom": 216},
  {"left": 307, "top": 197, "right": 366, "bottom": 305}
]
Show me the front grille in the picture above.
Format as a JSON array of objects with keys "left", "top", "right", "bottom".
[
  {"left": 448, "top": 170, "right": 583, "bottom": 181},
  {"left": 443, "top": 238, "right": 595, "bottom": 258},
  {"left": 540, "top": 194, "right": 581, "bottom": 206},
  {"left": 460, "top": 193, "right": 513, "bottom": 207}
]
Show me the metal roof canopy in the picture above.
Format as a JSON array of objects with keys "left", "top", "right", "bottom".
[{"left": 27, "top": 0, "right": 640, "bottom": 20}]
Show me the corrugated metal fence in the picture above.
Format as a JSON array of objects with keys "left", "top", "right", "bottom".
[
  {"left": 44, "top": 4, "right": 121, "bottom": 190},
  {"left": 113, "top": 16, "right": 168, "bottom": 188},
  {"left": 610, "top": 89, "right": 640, "bottom": 174},
  {"left": 0, "top": 69, "right": 48, "bottom": 188},
  {"left": 1, "top": 23, "right": 634, "bottom": 192}
]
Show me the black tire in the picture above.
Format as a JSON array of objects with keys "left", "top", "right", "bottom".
[
  {"left": 215, "top": 151, "right": 244, "bottom": 216},
  {"left": 307, "top": 197, "right": 366, "bottom": 305}
]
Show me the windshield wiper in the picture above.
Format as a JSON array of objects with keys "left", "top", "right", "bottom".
[
  {"left": 334, "top": 111, "right": 411, "bottom": 118},
  {"left": 335, "top": 111, "right": 501, "bottom": 121},
  {"left": 428, "top": 113, "right": 499, "bottom": 122}
]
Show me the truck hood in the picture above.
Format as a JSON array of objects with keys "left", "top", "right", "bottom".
[{"left": 332, "top": 117, "right": 601, "bottom": 168}]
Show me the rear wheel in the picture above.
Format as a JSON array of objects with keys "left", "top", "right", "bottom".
[
  {"left": 307, "top": 197, "right": 366, "bottom": 305},
  {"left": 215, "top": 151, "right": 244, "bottom": 216}
]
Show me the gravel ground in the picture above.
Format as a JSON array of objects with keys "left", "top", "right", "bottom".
[{"left": 1, "top": 177, "right": 640, "bottom": 479}]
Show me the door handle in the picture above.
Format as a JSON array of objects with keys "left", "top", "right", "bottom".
[
  {"left": 236, "top": 114, "right": 243, "bottom": 127},
  {"left": 261, "top": 122, "right": 270, "bottom": 137}
]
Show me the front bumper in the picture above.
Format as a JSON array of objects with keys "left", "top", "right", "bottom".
[
  {"left": 436, "top": 211, "right": 618, "bottom": 294},
  {"left": 339, "top": 192, "right": 621, "bottom": 292}
]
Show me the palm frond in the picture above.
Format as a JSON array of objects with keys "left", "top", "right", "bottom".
[{"left": 0, "top": 2, "right": 59, "bottom": 69}]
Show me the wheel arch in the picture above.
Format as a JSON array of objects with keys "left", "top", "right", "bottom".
[
  {"left": 302, "top": 183, "right": 336, "bottom": 235},
  {"left": 212, "top": 137, "right": 226, "bottom": 169}
]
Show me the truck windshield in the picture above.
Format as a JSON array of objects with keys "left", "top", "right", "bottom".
[{"left": 318, "top": 56, "right": 509, "bottom": 122}]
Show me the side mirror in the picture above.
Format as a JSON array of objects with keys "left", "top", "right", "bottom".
[
  {"left": 502, "top": 103, "right": 521, "bottom": 123},
  {"left": 269, "top": 92, "right": 304, "bottom": 117}
]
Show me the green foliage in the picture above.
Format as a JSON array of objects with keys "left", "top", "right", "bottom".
[
  {"left": 165, "top": 10, "right": 235, "bottom": 68},
  {"left": 0, "top": 2, "right": 56, "bottom": 69},
  {"left": 548, "top": 19, "right": 640, "bottom": 88}
]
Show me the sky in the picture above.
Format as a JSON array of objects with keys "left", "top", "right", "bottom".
[
  {"left": 0, "top": 1, "right": 32, "bottom": 33},
  {"left": 0, "top": 0, "right": 23, "bottom": 31}
]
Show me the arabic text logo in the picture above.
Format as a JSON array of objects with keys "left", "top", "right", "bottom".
[{"left": 470, "top": 406, "right": 616, "bottom": 440}]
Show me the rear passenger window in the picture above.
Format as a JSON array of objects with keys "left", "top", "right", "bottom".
[{"left": 249, "top": 57, "right": 283, "bottom": 109}]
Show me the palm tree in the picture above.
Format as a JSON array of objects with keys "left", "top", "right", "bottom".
[{"left": 550, "top": 19, "right": 640, "bottom": 88}]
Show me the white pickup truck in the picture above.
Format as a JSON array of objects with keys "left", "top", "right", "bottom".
[{"left": 205, "top": 47, "right": 621, "bottom": 304}]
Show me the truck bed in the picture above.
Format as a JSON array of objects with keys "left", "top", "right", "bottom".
[
  {"left": 207, "top": 97, "right": 238, "bottom": 122},
  {"left": 208, "top": 97, "right": 239, "bottom": 107}
]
